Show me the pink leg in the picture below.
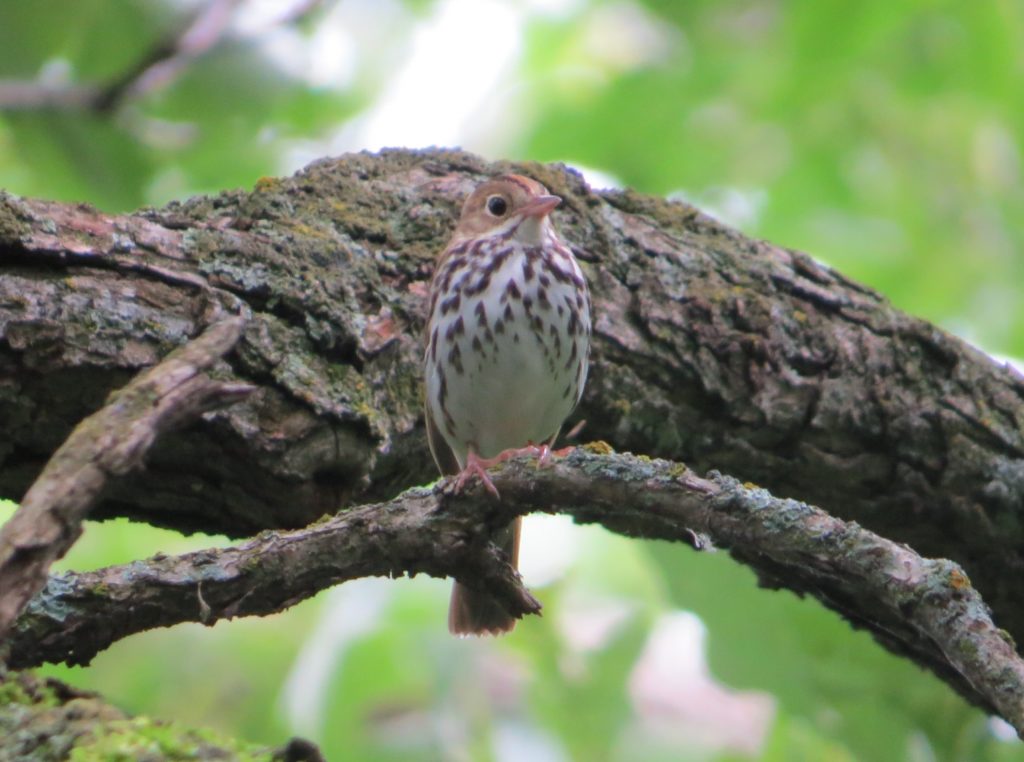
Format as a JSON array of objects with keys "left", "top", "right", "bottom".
[
  {"left": 532, "top": 442, "right": 552, "bottom": 467},
  {"left": 451, "top": 439, "right": 579, "bottom": 497},
  {"left": 494, "top": 438, "right": 574, "bottom": 469},
  {"left": 485, "top": 441, "right": 544, "bottom": 467},
  {"left": 452, "top": 450, "right": 503, "bottom": 498},
  {"left": 537, "top": 444, "right": 574, "bottom": 467}
]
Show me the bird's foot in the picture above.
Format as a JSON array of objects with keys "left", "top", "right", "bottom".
[
  {"left": 510, "top": 441, "right": 574, "bottom": 469},
  {"left": 451, "top": 450, "right": 504, "bottom": 498},
  {"left": 451, "top": 443, "right": 576, "bottom": 498},
  {"left": 544, "top": 445, "right": 574, "bottom": 465}
]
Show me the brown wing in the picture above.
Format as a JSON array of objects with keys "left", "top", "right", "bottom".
[
  {"left": 424, "top": 235, "right": 461, "bottom": 479},
  {"left": 425, "top": 402, "right": 460, "bottom": 476}
]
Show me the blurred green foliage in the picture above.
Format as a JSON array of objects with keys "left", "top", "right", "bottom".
[
  {"left": 2, "top": 0, "right": 1023, "bottom": 759},
  {"left": 522, "top": 0, "right": 1024, "bottom": 357},
  {"left": 0, "top": 0, "right": 358, "bottom": 209}
]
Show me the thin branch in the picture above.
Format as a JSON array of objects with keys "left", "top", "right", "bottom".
[
  {"left": 95, "top": 0, "right": 243, "bottom": 113},
  {"left": 8, "top": 449, "right": 1024, "bottom": 735},
  {"left": 0, "top": 0, "right": 325, "bottom": 115},
  {"left": 0, "top": 81, "right": 100, "bottom": 110},
  {"left": 0, "top": 316, "right": 253, "bottom": 641},
  {"left": 0, "top": 0, "right": 242, "bottom": 114}
]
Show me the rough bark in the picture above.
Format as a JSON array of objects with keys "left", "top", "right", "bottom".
[
  {"left": 2, "top": 148, "right": 1024, "bottom": 721},
  {"left": 0, "top": 316, "right": 252, "bottom": 640},
  {"left": 3, "top": 149, "right": 1023, "bottom": 638},
  {"left": 6, "top": 449, "right": 1024, "bottom": 733},
  {"left": 0, "top": 668, "right": 322, "bottom": 761}
]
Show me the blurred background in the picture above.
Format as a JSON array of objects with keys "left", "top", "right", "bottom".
[{"left": 1, "top": 1, "right": 1023, "bottom": 760}]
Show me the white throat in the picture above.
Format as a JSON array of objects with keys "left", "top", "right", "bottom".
[{"left": 513, "top": 215, "right": 552, "bottom": 246}]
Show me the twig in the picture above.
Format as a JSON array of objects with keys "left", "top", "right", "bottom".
[
  {"left": 0, "top": 81, "right": 100, "bottom": 110},
  {"left": 95, "top": 0, "right": 243, "bottom": 113},
  {"left": 7, "top": 449, "right": 1024, "bottom": 735},
  {"left": 0, "top": 316, "right": 253, "bottom": 640},
  {"left": 0, "top": 0, "right": 325, "bottom": 114},
  {"left": 0, "top": 0, "right": 242, "bottom": 113}
]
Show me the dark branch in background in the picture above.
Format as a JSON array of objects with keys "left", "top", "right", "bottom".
[
  {"left": 92, "top": 0, "right": 243, "bottom": 114},
  {"left": 0, "top": 81, "right": 101, "bottom": 110},
  {"left": 0, "top": 317, "right": 253, "bottom": 641},
  {"left": 0, "top": 0, "right": 323, "bottom": 114},
  {"left": 8, "top": 449, "right": 1024, "bottom": 736},
  {"left": 0, "top": 0, "right": 237, "bottom": 113}
]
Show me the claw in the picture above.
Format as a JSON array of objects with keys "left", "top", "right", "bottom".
[
  {"left": 449, "top": 442, "right": 576, "bottom": 498},
  {"left": 526, "top": 441, "right": 573, "bottom": 468},
  {"left": 451, "top": 450, "right": 502, "bottom": 498}
]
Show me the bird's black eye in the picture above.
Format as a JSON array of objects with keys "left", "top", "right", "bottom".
[{"left": 486, "top": 195, "right": 508, "bottom": 216}]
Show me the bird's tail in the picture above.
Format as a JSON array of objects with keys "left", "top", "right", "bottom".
[{"left": 448, "top": 517, "right": 522, "bottom": 636}]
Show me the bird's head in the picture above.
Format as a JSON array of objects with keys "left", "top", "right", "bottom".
[{"left": 453, "top": 174, "right": 561, "bottom": 246}]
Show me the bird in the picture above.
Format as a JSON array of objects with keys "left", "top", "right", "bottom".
[{"left": 423, "top": 173, "right": 591, "bottom": 635}]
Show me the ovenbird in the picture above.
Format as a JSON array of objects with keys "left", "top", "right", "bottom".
[{"left": 424, "top": 174, "right": 591, "bottom": 635}]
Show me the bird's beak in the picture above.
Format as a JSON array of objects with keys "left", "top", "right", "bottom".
[{"left": 518, "top": 194, "right": 561, "bottom": 218}]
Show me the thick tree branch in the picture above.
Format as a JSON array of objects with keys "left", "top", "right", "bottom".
[
  {"left": 7, "top": 449, "right": 1024, "bottom": 734},
  {"left": 2, "top": 148, "right": 1024, "bottom": 658},
  {"left": 0, "top": 316, "right": 253, "bottom": 641}
]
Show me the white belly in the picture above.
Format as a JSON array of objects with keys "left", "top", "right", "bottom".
[{"left": 425, "top": 239, "right": 590, "bottom": 465}]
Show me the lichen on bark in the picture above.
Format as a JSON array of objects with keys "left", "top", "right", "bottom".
[
  {"left": 0, "top": 669, "right": 276, "bottom": 761},
  {"left": 2, "top": 147, "right": 1024, "bottom": 746}
]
